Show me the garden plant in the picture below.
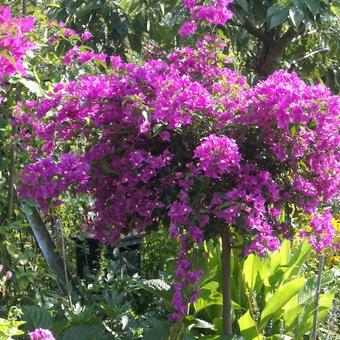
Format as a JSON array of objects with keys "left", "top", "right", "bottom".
[{"left": 0, "top": 0, "right": 339, "bottom": 339}]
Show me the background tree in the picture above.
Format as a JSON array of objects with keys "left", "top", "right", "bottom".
[{"left": 224, "top": 0, "right": 339, "bottom": 91}]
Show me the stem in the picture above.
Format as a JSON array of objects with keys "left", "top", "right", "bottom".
[
  {"left": 221, "top": 226, "right": 232, "bottom": 335},
  {"left": 6, "top": 142, "right": 15, "bottom": 222},
  {"left": 22, "top": 0, "right": 27, "bottom": 16},
  {"left": 239, "top": 265, "right": 261, "bottom": 338},
  {"left": 312, "top": 254, "right": 325, "bottom": 340},
  {"left": 58, "top": 219, "right": 73, "bottom": 309}
]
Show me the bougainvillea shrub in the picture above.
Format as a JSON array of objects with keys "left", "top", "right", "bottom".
[{"left": 14, "top": 0, "right": 339, "bottom": 320}]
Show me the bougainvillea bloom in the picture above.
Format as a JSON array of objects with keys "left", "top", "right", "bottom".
[
  {"left": 28, "top": 328, "right": 55, "bottom": 340},
  {"left": 0, "top": 6, "right": 34, "bottom": 77},
  {"left": 194, "top": 134, "right": 241, "bottom": 178}
]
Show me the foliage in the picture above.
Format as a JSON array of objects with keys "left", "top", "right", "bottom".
[
  {"left": 143, "top": 239, "right": 336, "bottom": 339},
  {"left": 0, "top": 2, "right": 339, "bottom": 339},
  {"left": 17, "top": 256, "right": 170, "bottom": 339},
  {"left": 221, "top": 0, "right": 340, "bottom": 91},
  {"left": 47, "top": 0, "right": 183, "bottom": 57},
  {"left": 195, "top": 239, "right": 336, "bottom": 338},
  {"left": 141, "top": 228, "right": 179, "bottom": 279},
  {"left": 0, "top": 307, "right": 25, "bottom": 340}
]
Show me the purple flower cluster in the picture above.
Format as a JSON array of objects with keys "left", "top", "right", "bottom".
[
  {"left": 180, "top": 0, "right": 233, "bottom": 37},
  {"left": 194, "top": 134, "right": 240, "bottom": 179},
  {"left": 0, "top": 6, "right": 34, "bottom": 77},
  {"left": 308, "top": 210, "right": 336, "bottom": 253},
  {"left": 28, "top": 328, "right": 55, "bottom": 340},
  {"left": 63, "top": 46, "right": 106, "bottom": 65},
  {"left": 0, "top": 6, "right": 34, "bottom": 104}
]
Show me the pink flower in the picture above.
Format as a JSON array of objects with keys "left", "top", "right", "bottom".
[
  {"left": 179, "top": 21, "right": 197, "bottom": 37},
  {"left": 194, "top": 134, "right": 241, "bottom": 179},
  {"left": 81, "top": 31, "right": 93, "bottom": 41},
  {"left": 160, "top": 131, "right": 171, "bottom": 141},
  {"left": 28, "top": 328, "right": 55, "bottom": 340}
]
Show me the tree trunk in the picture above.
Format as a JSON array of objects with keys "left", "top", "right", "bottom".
[
  {"left": 22, "top": 203, "right": 69, "bottom": 295},
  {"left": 221, "top": 226, "right": 232, "bottom": 335}
]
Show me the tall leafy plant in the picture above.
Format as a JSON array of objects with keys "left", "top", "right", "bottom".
[{"left": 187, "top": 239, "right": 336, "bottom": 339}]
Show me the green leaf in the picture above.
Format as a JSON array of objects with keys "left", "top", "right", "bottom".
[
  {"left": 283, "top": 304, "right": 303, "bottom": 332},
  {"left": 21, "top": 306, "right": 54, "bottom": 332},
  {"left": 243, "top": 254, "right": 260, "bottom": 291},
  {"left": 298, "top": 270, "right": 334, "bottom": 305},
  {"left": 330, "top": 5, "right": 340, "bottom": 18},
  {"left": 140, "top": 279, "right": 172, "bottom": 303},
  {"left": 194, "top": 282, "right": 222, "bottom": 314},
  {"left": 238, "top": 311, "right": 260, "bottom": 340},
  {"left": 297, "top": 290, "right": 335, "bottom": 336},
  {"left": 45, "top": 3, "right": 60, "bottom": 8},
  {"left": 60, "top": 325, "right": 109, "bottom": 340},
  {"left": 185, "top": 316, "right": 215, "bottom": 331},
  {"left": 75, "top": 2, "right": 97, "bottom": 18},
  {"left": 269, "top": 10, "right": 289, "bottom": 29},
  {"left": 289, "top": 6, "right": 304, "bottom": 29},
  {"left": 306, "top": 0, "right": 321, "bottom": 17},
  {"left": 279, "top": 240, "right": 291, "bottom": 266},
  {"left": 259, "top": 278, "right": 305, "bottom": 329},
  {"left": 142, "top": 319, "right": 170, "bottom": 340},
  {"left": 235, "top": 0, "right": 248, "bottom": 11},
  {"left": 18, "top": 78, "right": 44, "bottom": 97},
  {"left": 267, "top": 4, "right": 289, "bottom": 29},
  {"left": 0, "top": 157, "right": 10, "bottom": 171},
  {"left": 282, "top": 240, "right": 311, "bottom": 282}
]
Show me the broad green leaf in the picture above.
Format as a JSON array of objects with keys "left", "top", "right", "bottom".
[
  {"left": 282, "top": 241, "right": 311, "bottom": 282},
  {"left": 194, "top": 282, "right": 222, "bottom": 314},
  {"left": 235, "top": 0, "right": 248, "bottom": 11},
  {"left": 75, "top": 2, "right": 97, "bottom": 18},
  {"left": 298, "top": 270, "right": 334, "bottom": 305},
  {"left": 0, "top": 157, "right": 10, "bottom": 171},
  {"left": 330, "top": 5, "right": 340, "bottom": 18},
  {"left": 140, "top": 279, "right": 172, "bottom": 304},
  {"left": 267, "top": 3, "right": 282, "bottom": 17},
  {"left": 258, "top": 257, "right": 271, "bottom": 286},
  {"left": 269, "top": 10, "right": 289, "bottom": 29},
  {"left": 142, "top": 318, "right": 170, "bottom": 340},
  {"left": 60, "top": 325, "right": 109, "bottom": 340},
  {"left": 269, "top": 250, "right": 281, "bottom": 275},
  {"left": 306, "top": 0, "right": 321, "bottom": 17},
  {"left": 22, "top": 306, "right": 53, "bottom": 332},
  {"left": 238, "top": 311, "right": 261, "bottom": 340},
  {"left": 289, "top": 6, "right": 304, "bottom": 29},
  {"left": 279, "top": 240, "right": 291, "bottom": 266},
  {"left": 297, "top": 290, "right": 335, "bottom": 336},
  {"left": 128, "top": 33, "right": 142, "bottom": 53},
  {"left": 283, "top": 304, "right": 303, "bottom": 332},
  {"left": 18, "top": 78, "right": 44, "bottom": 97},
  {"left": 243, "top": 254, "right": 260, "bottom": 291},
  {"left": 185, "top": 316, "right": 215, "bottom": 331},
  {"left": 260, "top": 278, "right": 305, "bottom": 329}
]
